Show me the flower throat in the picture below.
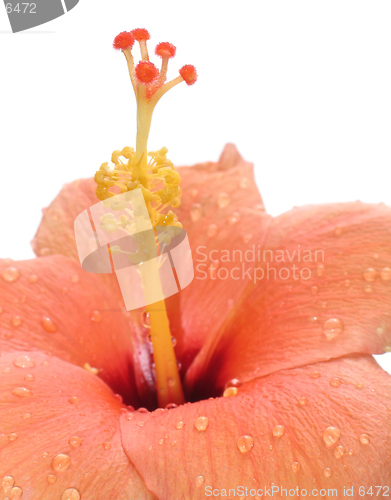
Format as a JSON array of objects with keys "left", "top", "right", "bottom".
[{"left": 94, "top": 28, "right": 197, "bottom": 408}]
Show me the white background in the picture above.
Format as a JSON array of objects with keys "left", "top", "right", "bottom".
[{"left": 0, "top": 1, "right": 390, "bottom": 372}]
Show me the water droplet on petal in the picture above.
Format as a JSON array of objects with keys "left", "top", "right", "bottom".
[
  {"left": 323, "top": 318, "right": 344, "bottom": 340},
  {"left": 195, "top": 475, "right": 205, "bottom": 487},
  {"left": 3, "top": 367, "right": 11, "bottom": 373},
  {"left": 316, "top": 264, "right": 325, "bottom": 277},
  {"left": 9, "top": 486, "right": 23, "bottom": 499},
  {"left": 298, "top": 397, "right": 307, "bottom": 406},
  {"left": 51, "top": 454, "right": 71, "bottom": 472},
  {"left": 236, "top": 435, "right": 254, "bottom": 453},
  {"left": 171, "top": 336, "right": 177, "bottom": 347},
  {"left": 311, "top": 286, "right": 318, "bottom": 295},
  {"left": 380, "top": 267, "right": 391, "bottom": 281},
  {"left": 47, "top": 474, "right": 57, "bottom": 484},
  {"left": 28, "top": 275, "right": 39, "bottom": 284},
  {"left": 330, "top": 378, "right": 342, "bottom": 387},
  {"left": 225, "top": 378, "right": 241, "bottom": 389},
  {"left": 291, "top": 462, "right": 301, "bottom": 473},
  {"left": 102, "top": 442, "right": 111, "bottom": 450},
  {"left": 8, "top": 433, "right": 18, "bottom": 441},
  {"left": 165, "top": 403, "right": 178, "bottom": 410},
  {"left": 322, "top": 426, "right": 341, "bottom": 447},
  {"left": 272, "top": 425, "right": 285, "bottom": 437},
  {"left": 334, "top": 445, "right": 346, "bottom": 458},
  {"left": 364, "top": 284, "right": 373, "bottom": 293},
  {"left": 223, "top": 387, "right": 238, "bottom": 397},
  {"left": 359, "top": 433, "right": 370, "bottom": 444},
  {"left": 176, "top": 421, "right": 184, "bottom": 430},
  {"left": 194, "top": 416, "right": 209, "bottom": 431},
  {"left": 68, "top": 436, "right": 82, "bottom": 447},
  {"left": 140, "top": 311, "right": 150, "bottom": 329},
  {"left": 158, "top": 438, "right": 163, "bottom": 445},
  {"left": 344, "top": 279, "right": 350, "bottom": 287},
  {"left": 323, "top": 467, "right": 332, "bottom": 478},
  {"left": 61, "top": 488, "right": 80, "bottom": 500},
  {"left": 22, "top": 413, "right": 31, "bottom": 419},
  {"left": 310, "top": 372, "right": 321, "bottom": 379},
  {"left": 190, "top": 203, "right": 202, "bottom": 222},
  {"left": 12, "top": 387, "right": 32, "bottom": 398},
  {"left": 239, "top": 177, "right": 249, "bottom": 189},
  {"left": 13, "top": 355, "right": 35, "bottom": 369},
  {"left": 217, "top": 192, "right": 230, "bottom": 209},
  {"left": 11, "top": 317, "right": 22, "bottom": 328},
  {"left": 1, "top": 267, "right": 20, "bottom": 283},
  {"left": 363, "top": 268, "right": 376, "bottom": 282},
  {"left": 41, "top": 316, "right": 58, "bottom": 333},
  {"left": 227, "top": 212, "right": 240, "bottom": 225},
  {"left": 243, "top": 233, "right": 253, "bottom": 244},
  {"left": 68, "top": 397, "right": 80, "bottom": 405},
  {"left": 90, "top": 311, "right": 102, "bottom": 323},
  {"left": 1, "top": 475, "right": 15, "bottom": 493},
  {"left": 207, "top": 224, "right": 218, "bottom": 238}
]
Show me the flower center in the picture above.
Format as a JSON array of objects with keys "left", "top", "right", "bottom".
[{"left": 94, "top": 28, "right": 197, "bottom": 408}]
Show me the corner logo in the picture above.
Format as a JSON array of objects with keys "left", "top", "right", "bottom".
[
  {"left": 74, "top": 189, "right": 194, "bottom": 311},
  {"left": 4, "top": 0, "right": 79, "bottom": 33}
]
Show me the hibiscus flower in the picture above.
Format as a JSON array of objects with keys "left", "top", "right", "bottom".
[{"left": 1, "top": 28, "right": 391, "bottom": 500}]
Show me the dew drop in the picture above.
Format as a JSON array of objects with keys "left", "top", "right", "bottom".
[
  {"left": 102, "top": 442, "right": 111, "bottom": 450},
  {"left": 13, "top": 355, "right": 35, "bottom": 369},
  {"left": 61, "top": 488, "right": 80, "bottom": 500},
  {"left": 316, "top": 264, "right": 325, "bottom": 277},
  {"left": 176, "top": 421, "right": 184, "bottom": 430},
  {"left": 28, "top": 275, "right": 39, "bottom": 284},
  {"left": 228, "top": 212, "right": 240, "bottom": 225},
  {"left": 194, "top": 416, "right": 209, "bottom": 431},
  {"left": 272, "top": 425, "right": 285, "bottom": 437},
  {"left": 41, "top": 316, "right": 58, "bottom": 333},
  {"left": 140, "top": 311, "right": 150, "bottom": 329},
  {"left": 68, "top": 436, "right": 82, "bottom": 447},
  {"left": 243, "top": 233, "right": 253, "bottom": 244},
  {"left": 171, "top": 336, "right": 177, "bottom": 347},
  {"left": 356, "top": 382, "right": 364, "bottom": 389},
  {"left": 311, "top": 286, "right": 318, "bottom": 295},
  {"left": 217, "top": 192, "right": 230, "bottom": 209},
  {"left": 51, "top": 454, "right": 71, "bottom": 472},
  {"left": 12, "top": 387, "right": 32, "bottom": 398},
  {"left": 195, "top": 475, "right": 205, "bottom": 487},
  {"left": 239, "top": 177, "right": 249, "bottom": 189},
  {"left": 9, "top": 486, "right": 23, "bottom": 499},
  {"left": 71, "top": 275, "right": 79, "bottom": 283},
  {"left": 364, "top": 284, "right": 373, "bottom": 293},
  {"left": 322, "top": 426, "right": 341, "bottom": 447},
  {"left": 323, "top": 467, "right": 332, "bottom": 478},
  {"left": 8, "top": 433, "right": 18, "bottom": 441},
  {"left": 359, "top": 433, "right": 370, "bottom": 445},
  {"left": 298, "top": 396, "right": 307, "bottom": 406},
  {"left": 334, "top": 445, "right": 346, "bottom": 459},
  {"left": 11, "top": 317, "right": 22, "bottom": 328},
  {"left": 323, "top": 318, "right": 344, "bottom": 340},
  {"left": 291, "top": 462, "right": 301, "bottom": 473},
  {"left": 158, "top": 438, "right": 163, "bottom": 445},
  {"left": 42, "top": 452, "right": 48, "bottom": 458},
  {"left": 90, "top": 310, "right": 102, "bottom": 323},
  {"left": 344, "top": 279, "right": 350, "bottom": 287},
  {"left": 190, "top": 203, "right": 202, "bottom": 222},
  {"left": 138, "top": 407, "right": 149, "bottom": 414},
  {"left": 3, "top": 367, "right": 11, "bottom": 373},
  {"left": 236, "top": 435, "right": 254, "bottom": 453},
  {"left": 1, "top": 267, "right": 20, "bottom": 283},
  {"left": 22, "top": 413, "right": 31, "bottom": 419},
  {"left": 380, "top": 267, "right": 391, "bottom": 281},
  {"left": 1, "top": 475, "right": 15, "bottom": 493},
  {"left": 330, "top": 378, "right": 342, "bottom": 388},
  {"left": 363, "top": 268, "right": 376, "bottom": 282},
  {"left": 225, "top": 378, "right": 241, "bottom": 389},
  {"left": 47, "top": 474, "right": 57, "bottom": 484},
  {"left": 223, "top": 387, "right": 238, "bottom": 397},
  {"left": 68, "top": 397, "right": 80, "bottom": 405},
  {"left": 310, "top": 372, "right": 321, "bottom": 379},
  {"left": 165, "top": 403, "right": 178, "bottom": 410},
  {"left": 206, "top": 224, "right": 218, "bottom": 238}
]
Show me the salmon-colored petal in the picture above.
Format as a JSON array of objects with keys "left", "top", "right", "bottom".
[
  {"left": 166, "top": 144, "right": 270, "bottom": 371},
  {"left": 0, "top": 351, "right": 155, "bottom": 500},
  {"left": 121, "top": 355, "right": 391, "bottom": 500},
  {"left": 31, "top": 145, "right": 271, "bottom": 373},
  {"left": 0, "top": 256, "right": 143, "bottom": 407},
  {"left": 186, "top": 202, "right": 391, "bottom": 398}
]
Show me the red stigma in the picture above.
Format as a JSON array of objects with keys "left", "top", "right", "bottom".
[
  {"left": 135, "top": 61, "right": 159, "bottom": 84},
  {"left": 113, "top": 31, "right": 135, "bottom": 50},
  {"left": 131, "top": 28, "right": 150, "bottom": 42},
  {"left": 179, "top": 65, "right": 197, "bottom": 85},
  {"left": 155, "top": 42, "right": 176, "bottom": 59}
]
